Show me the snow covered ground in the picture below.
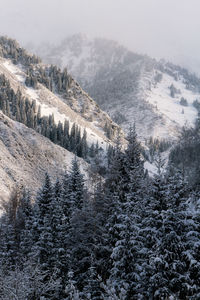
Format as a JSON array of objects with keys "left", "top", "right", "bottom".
[
  {"left": 3, "top": 60, "right": 25, "bottom": 83},
  {"left": 146, "top": 73, "right": 198, "bottom": 132},
  {"left": 0, "top": 58, "right": 123, "bottom": 151}
]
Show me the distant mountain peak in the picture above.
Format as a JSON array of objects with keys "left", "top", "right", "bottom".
[{"left": 36, "top": 35, "right": 200, "bottom": 143}]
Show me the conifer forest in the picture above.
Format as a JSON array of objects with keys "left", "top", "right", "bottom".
[{"left": 0, "top": 3, "right": 200, "bottom": 300}]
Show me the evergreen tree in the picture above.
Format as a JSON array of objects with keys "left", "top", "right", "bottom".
[
  {"left": 32, "top": 173, "right": 55, "bottom": 271},
  {"left": 138, "top": 171, "right": 192, "bottom": 299},
  {"left": 17, "top": 189, "right": 33, "bottom": 260},
  {"left": 69, "top": 157, "right": 85, "bottom": 210},
  {"left": 82, "top": 265, "right": 103, "bottom": 300},
  {"left": 81, "top": 128, "right": 88, "bottom": 159},
  {"left": 69, "top": 201, "right": 99, "bottom": 290}
]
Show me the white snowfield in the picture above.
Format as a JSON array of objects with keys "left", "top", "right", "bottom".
[{"left": 145, "top": 72, "right": 198, "bottom": 136}]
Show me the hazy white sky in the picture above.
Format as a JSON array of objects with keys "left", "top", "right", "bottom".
[{"left": 0, "top": 0, "right": 200, "bottom": 73}]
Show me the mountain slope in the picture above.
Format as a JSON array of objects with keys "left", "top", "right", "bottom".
[
  {"left": 36, "top": 34, "right": 200, "bottom": 142},
  {"left": 0, "top": 58, "right": 117, "bottom": 149},
  {"left": 0, "top": 112, "right": 89, "bottom": 201},
  {"left": 0, "top": 37, "right": 124, "bottom": 149},
  {"left": 0, "top": 36, "right": 126, "bottom": 200}
]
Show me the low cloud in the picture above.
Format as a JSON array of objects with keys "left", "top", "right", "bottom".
[{"left": 0, "top": 0, "right": 200, "bottom": 73}]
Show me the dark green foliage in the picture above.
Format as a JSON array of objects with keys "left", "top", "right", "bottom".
[{"left": 0, "top": 124, "right": 199, "bottom": 299}]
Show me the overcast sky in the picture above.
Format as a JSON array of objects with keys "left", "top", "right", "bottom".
[{"left": 0, "top": 0, "right": 200, "bottom": 73}]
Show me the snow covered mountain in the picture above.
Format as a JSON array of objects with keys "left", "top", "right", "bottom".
[
  {"left": 0, "top": 37, "right": 124, "bottom": 199},
  {"left": 36, "top": 34, "right": 200, "bottom": 143},
  {"left": 0, "top": 41, "right": 123, "bottom": 147}
]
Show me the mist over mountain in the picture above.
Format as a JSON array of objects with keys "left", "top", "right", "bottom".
[
  {"left": 1, "top": 0, "right": 200, "bottom": 75},
  {"left": 36, "top": 34, "right": 200, "bottom": 144}
]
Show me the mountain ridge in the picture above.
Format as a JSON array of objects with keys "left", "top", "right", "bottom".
[{"left": 36, "top": 34, "right": 200, "bottom": 142}]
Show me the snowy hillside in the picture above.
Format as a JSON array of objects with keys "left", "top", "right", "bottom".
[
  {"left": 145, "top": 72, "right": 198, "bottom": 137},
  {"left": 0, "top": 36, "right": 126, "bottom": 199},
  {"left": 37, "top": 34, "right": 200, "bottom": 142},
  {"left": 0, "top": 57, "right": 123, "bottom": 149},
  {"left": 0, "top": 112, "right": 89, "bottom": 201}
]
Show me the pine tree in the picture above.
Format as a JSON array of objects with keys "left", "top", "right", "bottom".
[
  {"left": 89, "top": 143, "right": 95, "bottom": 158},
  {"left": 81, "top": 128, "right": 88, "bottom": 159},
  {"left": 105, "top": 135, "right": 126, "bottom": 203},
  {"left": 83, "top": 265, "right": 103, "bottom": 299},
  {"left": 17, "top": 189, "right": 34, "bottom": 260},
  {"left": 138, "top": 171, "right": 192, "bottom": 299},
  {"left": 70, "top": 123, "right": 77, "bottom": 152},
  {"left": 69, "top": 201, "right": 98, "bottom": 291},
  {"left": 32, "top": 173, "right": 55, "bottom": 271},
  {"left": 62, "top": 170, "right": 72, "bottom": 223},
  {"left": 0, "top": 214, "right": 18, "bottom": 269},
  {"left": 52, "top": 179, "right": 70, "bottom": 295},
  {"left": 186, "top": 200, "right": 200, "bottom": 298},
  {"left": 50, "top": 179, "right": 64, "bottom": 266},
  {"left": 124, "top": 125, "right": 144, "bottom": 193},
  {"left": 64, "top": 119, "right": 70, "bottom": 149},
  {"left": 69, "top": 157, "right": 85, "bottom": 210},
  {"left": 109, "top": 189, "right": 143, "bottom": 298}
]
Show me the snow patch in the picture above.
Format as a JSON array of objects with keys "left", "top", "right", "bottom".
[
  {"left": 146, "top": 73, "right": 198, "bottom": 129},
  {"left": 144, "top": 161, "right": 158, "bottom": 176},
  {"left": 3, "top": 60, "right": 25, "bottom": 83}
]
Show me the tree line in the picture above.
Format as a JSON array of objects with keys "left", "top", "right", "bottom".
[
  {"left": 0, "top": 36, "right": 72, "bottom": 96},
  {"left": 0, "top": 74, "right": 94, "bottom": 159}
]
